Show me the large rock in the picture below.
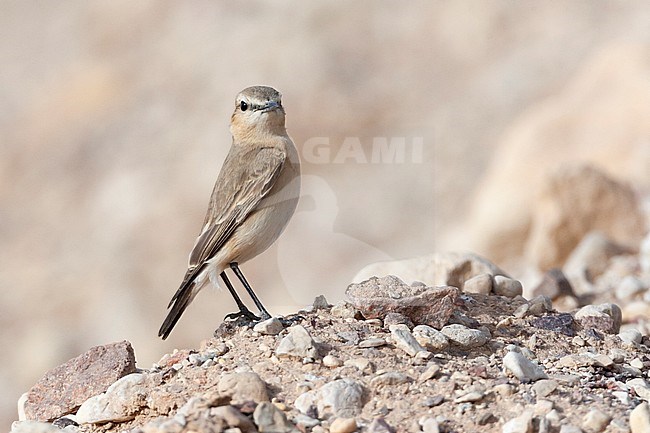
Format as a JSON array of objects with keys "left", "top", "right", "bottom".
[
  {"left": 575, "top": 303, "right": 622, "bottom": 334},
  {"left": 563, "top": 231, "right": 633, "bottom": 295},
  {"left": 346, "top": 275, "right": 461, "bottom": 328},
  {"left": 449, "top": 44, "right": 650, "bottom": 267},
  {"left": 352, "top": 252, "right": 508, "bottom": 288},
  {"left": 76, "top": 373, "right": 147, "bottom": 424},
  {"left": 24, "top": 341, "right": 136, "bottom": 421},
  {"left": 526, "top": 164, "right": 645, "bottom": 271}
]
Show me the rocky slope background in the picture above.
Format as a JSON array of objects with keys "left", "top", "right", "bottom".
[
  {"left": 2, "top": 1, "right": 650, "bottom": 432},
  {"left": 11, "top": 228, "right": 650, "bottom": 432}
]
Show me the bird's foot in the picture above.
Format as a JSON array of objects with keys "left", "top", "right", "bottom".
[
  {"left": 280, "top": 314, "right": 305, "bottom": 327},
  {"left": 224, "top": 308, "right": 260, "bottom": 323}
]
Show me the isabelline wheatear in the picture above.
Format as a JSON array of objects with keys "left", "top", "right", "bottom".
[{"left": 159, "top": 86, "right": 301, "bottom": 340}]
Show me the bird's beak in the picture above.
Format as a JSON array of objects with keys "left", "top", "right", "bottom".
[{"left": 260, "top": 100, "right": 280, "bottom": 112}]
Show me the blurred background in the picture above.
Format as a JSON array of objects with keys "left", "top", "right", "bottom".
[{"left": 1, "top": 1, "right": 650, "bottom": 428}]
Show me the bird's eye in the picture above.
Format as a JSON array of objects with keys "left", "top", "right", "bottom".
[{"left": 240, "top": 101, "right": 248, "bottom": 111}]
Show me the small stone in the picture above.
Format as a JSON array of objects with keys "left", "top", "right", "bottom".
[
  {"left": 211, "top": 406, "right": 257, "bottom": 432},
  {"left": 294, "top": 414, "right": 319, "bottom": 429},
  {"left": 608, "top": 349, "right": 626, "bottom": 363},
  {"left": 389, "top": 324, "right": 427, "bottom": 356},
  {"left": 628, "top": 378, "right": 650, "bottom": 400},
  {"left": 253, "top": 402, "right": 299, "bottom": 433},
  {"left": 478, "top": 413, "right": 498, "bottom": 426},
  {"left": 558, "top": 353, "right": 597, "bottom": 368},
  {"left": 253, "top": 317, "right": 284, "bottom": 335},
  {"left": 331, "top": 302, "right": 358, "bottom": 319},
  {"left": 419, "top": 364, "right": 441, "bottom": 381},
  {"left": 139, "top": 416, "right": 185, "bottom": 433},
  {"left": 513, "top": 304, "right": 530, "bottom": 319},
  {"left": 528, "top": 296, "right": 553, "bottom": 316},
  {"left": 364, "top": 318, "right": 383, "bottom": 326},
  {"left": 422, "top": 395, "right": 444, "bottom": 407},
  {"left": 531, "top": 313, "right": 576, "bottom": 336},
  {"left": 217, "top": 372, "right": 270, "bottom": 404},
  {"left": 493, "top": 276, "right": 523, "bottom": 298},
  {"left": 593, "top": 354, "right": 614, "bottom": 368},
  {"left": 532, "top": 380, "right": 558, "bottom": 398},
  {"left": 370, "top": 372, "right": 411, "bottom": 388},
  {"left": 534, "top": 399, "right": 554, "bottom": 416},
  {"left": 493, "top": 384, "right": 515, "bottom": 396},
  {"left": 631, "top": 402, "right": 650, "bottom": 433},
  {"left": 322, "top": 355, "right": 343, "bottom": 368},
  {"left": 462, "top": 273, "right": 493, "bottom": 295},
  {"left": 454, "top": 391, "right": 484, "bottom": 403},
  {"left": 359, "top": 338, "right": 387, "bottom": 348},
  {"left": 531, "top": 269, "right": 575, "bottom": 299},
  {"left": 630, "top": 358, "right": 644, "bottom": 369},
  {"left": 338, "top": 331, "right": 360, "bottom": 345},
  {"left": 346, "top": 276, "right": 460, "bottom": 328},
  {"left": 276, "top": 325, "right": 319, "bottom": 359},
  {"left": 367, "top": 417, "right": 395, "bottom": 433},
  {"left": 382, "top": 312, "right": 414, "bottom": 328},
  {"left": 420, "top": 417, "right": 440, "bottom": 433},
  {"left": 503, "top": 351, "right": 547, "bottom": 382},
  {"left": 572, "top": 336, "right": 585, "bottom": 346},
  {"left": 619, "top": 328, "right": 643, "bottom": 344},
  {"left": 412, "top": 325, "right": 449, "bottom": 351},
  {"left": 11, "top": 421, "right": 63, "bottom": 433},
  {"left": 344, "top": 358, "right": 374, "bottom": 374},
  {"left": 546, "top": 409, "right": 563, "bottom": 425},
  {"left": 312, "top": 295, "right": 330, "bottom": 310},
  {"left": 582, "top": 409, "right": 611, "bottom": 432},
  {"left": 294, "top": 379, "right": 365, "bottom": 418},
  {"left": 502, "top": 410, "right": 533, "bottom": 433},
  {"left": 440, "top": 324, "right": 489, "bottom": 348},
  {"left": 24, "top": 341, "right": 136, "bottom": 422},
  {"left": 76, "top": 373, "right": 147, "bottom": 424},
  {"left": 575, "top": 303, "right": 622, "bottom": 334},
  {"left": 329, "top": 417, "right": 357, "bottom": 433}
]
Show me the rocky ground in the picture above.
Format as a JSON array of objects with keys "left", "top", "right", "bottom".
[{"left": 10, "top": 237, "right": 650, "bottom": 433}]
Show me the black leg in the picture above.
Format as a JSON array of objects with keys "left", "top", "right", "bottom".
[
  {"left": 230, "top": 263, "right": 271, "bottom": 320},
  {"left": 221, "top": 272, "right": 259, "bottom": 321}
]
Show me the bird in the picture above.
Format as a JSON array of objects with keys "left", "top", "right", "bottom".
[{"left": 159, "top": 86, "right": 301, "bottom": 340}]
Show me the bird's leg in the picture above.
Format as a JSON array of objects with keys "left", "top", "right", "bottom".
[
  {"left": 230, "top": 263, "right": 272, "bottom": 320},
  {"left": 220, "top": 272, "right": 259, "bottom": 321}
]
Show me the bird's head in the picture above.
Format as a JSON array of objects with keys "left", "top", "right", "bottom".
[{"left": 231, "top": 86, "right": 286, "bottom": 138}]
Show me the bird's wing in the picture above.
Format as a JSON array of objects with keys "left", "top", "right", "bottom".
[
  {"left": 189, "top": 144, "right": 287, "bottom": 268},
  {"left": 159, "top": 144, "right": 286, "bottom": 339},
  {"left": 169, "top": 144, "right": 286, "bottom": 300}
]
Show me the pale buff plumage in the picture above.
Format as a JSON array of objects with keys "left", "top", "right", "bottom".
[{"left": 159, "top": 86, "right": 300, "bottom": 339}]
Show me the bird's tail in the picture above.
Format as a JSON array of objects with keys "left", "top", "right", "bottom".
[{"left": 158, "top": 280, "right": 196, "bottom": 340}]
